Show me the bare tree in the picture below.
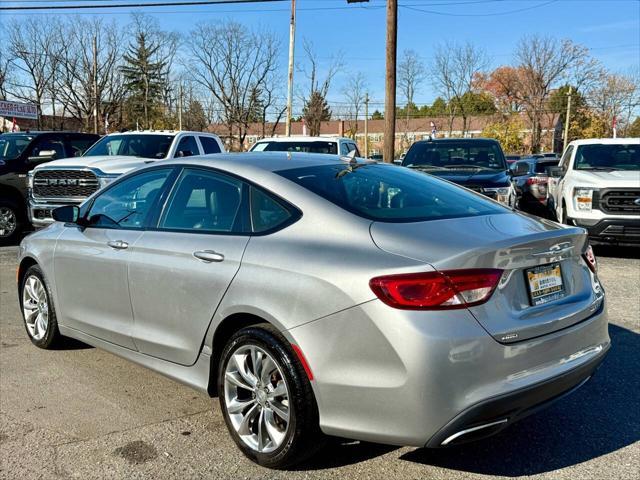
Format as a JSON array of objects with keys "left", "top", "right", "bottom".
[
  {"left": 186, "top": 21, "right": 280, "bottom": 150},
  {"left": 7, "top": 17, "right": 61, "bottom": 129},
  {"left": 341, "top": 71, "right": 368, "bottom": 137},
  {"left": 0, "top": 49, "right": 13, "bottom": 101},
  {"left": 54, "top": 17, "right": 125, "bottom": 132},
  {"left": 587, "top": 71, "right": 639, "bottom": 135},
  {"left": 431, "top": 41, "right": 488, "bottom": 137},
  {"left": 398, "top": 49, "right": 425, "bottom": 146},
  {"left": 514, "top": 35, "right": 589, "bottom": 152}
]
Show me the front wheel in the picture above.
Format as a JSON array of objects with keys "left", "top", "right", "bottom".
[
  {"left": 19, "top": 265, "right": 62, "bottom": 349},
  {"left": 217, "top": 325, "right": 324, "bottom": 468},
  {"left": 0, "top": 199, "right": 22, "bottom": 246}
]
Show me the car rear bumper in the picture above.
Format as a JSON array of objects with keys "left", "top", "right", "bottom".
[
  {"left": 286, "top": 298, "right": 610, "bottom": 447},
  {"left": 425, "top": 343, "right": 608, "bottom": 446},
  {"left": 571, "top": 217, "right": 640, "bottom": 246}
]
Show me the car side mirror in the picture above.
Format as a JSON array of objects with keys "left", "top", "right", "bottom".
[
  {"left": 547, "top": 166, "right": 564, "bottom": 177},
  {"left": 393, "top": 159, "right": 403, "bottom": 165},
  {"left": 52, "top": 205, "right": 80, "bottom": 224},
  {"left": 27, "top": 150, "right": 57, "bottom": 164}
]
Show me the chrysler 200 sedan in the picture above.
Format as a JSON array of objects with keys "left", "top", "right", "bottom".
[{"left": 17, "top": 153, "right": 609, "bottom": 468}]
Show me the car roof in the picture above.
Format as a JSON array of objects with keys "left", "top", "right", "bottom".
[
  {"left": 568, "top": 138, "right": 640, "bottom": 146},
  {"left": 105, "top": 130, "right": 219, "bottom": 136},
  {"left": 413, "top": 137, "right": 500, "bottom": 144},
  {"left": 254, "top": 136, "right": 352, "bottom": 143},
  {"left": 0, "top": 131, "right": 95, "bottom": 136},
  {"left": 158, "top": 152, "right": 372, "bottom": 175}
]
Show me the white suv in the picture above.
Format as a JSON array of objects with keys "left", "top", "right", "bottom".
[
  {"left": 249, "top": 136, "right": 361, "bottom": 157},
  {"left": 547, "top": 138, "right": 640, "bottom": 246},
  {"left": 28, "top": 130, "right": 225, "bottom": 227}
]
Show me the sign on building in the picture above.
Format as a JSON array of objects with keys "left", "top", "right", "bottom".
[{"left": 0, "top": 100, "right": 38, "bottom": 120}]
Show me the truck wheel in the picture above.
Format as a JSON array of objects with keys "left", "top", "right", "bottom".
[{"left": 0, "top": 199, "right": 22, "bottom": 246}]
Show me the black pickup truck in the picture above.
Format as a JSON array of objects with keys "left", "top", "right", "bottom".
[{"left": 0, "top": 131, "right": 99, "bottom": 245}]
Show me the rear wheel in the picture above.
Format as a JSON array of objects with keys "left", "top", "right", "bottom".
[
  {"left": 20, "top": 265, "right": 61, "bottom": 349},
  {"left": 218, "top": 324, "right": 324, "bottom": 468},
  {"left": 0, "top": 199, "right": 22, "bottom": 246}
]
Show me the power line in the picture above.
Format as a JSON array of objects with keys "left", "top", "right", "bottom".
[
  {"left": 401, "top": 0, "right": 561, "bottom": 17},
  {"left": 0, "top": 0, "right": 287, "bottom": 11}
]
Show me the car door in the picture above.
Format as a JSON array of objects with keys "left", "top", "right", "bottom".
[
  {"left": 53, "top": 168, "right": 174, "bottom": 349},
  {"left": 127, "top": 167, "right": 250, "bottom": 365},
  {"left": 548, "top": 145, "right": 573, "bottom": 218}
]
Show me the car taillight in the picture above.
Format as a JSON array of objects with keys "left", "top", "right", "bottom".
[
  {"left": 583, "top": 245, "right": 597, "bottom": 273},
  {"left": 369, "top": 269, "right": 503, "bottom": 310},
  {"left": 526, "top": 176, "right": 547, "bottom": 185}
]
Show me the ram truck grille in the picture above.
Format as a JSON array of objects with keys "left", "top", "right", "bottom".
[{"left": 33, "top": 170, "right": 99, "bottom": 199}]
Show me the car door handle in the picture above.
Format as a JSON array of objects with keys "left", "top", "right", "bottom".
[
  {"left": 107, "top": 240, "right": 129, "bottom": 250},
  {"left": 193, "top": 250, "right": 224, "bottom": 263}
]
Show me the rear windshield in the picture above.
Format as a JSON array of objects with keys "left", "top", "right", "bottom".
[
  {"left": 402, "top": 141, "right": 507, "bottom": 171},
  {"left": 252, "top": 141, "right": 338, "bottom": 155},
  {"left": 574, "top": 144, "right": 640, "bottom": 171},
  {"left": 84, "top": 134, "right": 175, "bottom": 159},
  {"left": 0, "top": 134, "right": 34, "bottom": 160},
  {"left": 277, "top": 163, "right": 505, "bottom": 222},
  {"left": 534, "top": 160, "right": 559, "bottom": 173}
]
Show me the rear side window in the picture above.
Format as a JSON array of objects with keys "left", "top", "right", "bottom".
[
  {"left": 67, "top": 137, "right": 97, "bottom": 157},
  {"left": 277, "top": 163, "right": 505, "bottom": 223},
  {"left": 199, "top": 136, "right": 221, "bottom": 154},
  {"left": 534, "top": 160, "right": 559, "bottom": 174},
  {"left": 250, "top": 186, "right": 291, "bottom": 233},
  {"left": 256, "top": 141, "right": 338, "bottom": 155}
]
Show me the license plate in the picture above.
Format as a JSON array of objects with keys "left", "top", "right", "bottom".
[{"left": 525, "top": 263, "right": 565, "bottom": 306}]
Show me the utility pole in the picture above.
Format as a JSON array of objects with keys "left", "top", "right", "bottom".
[
  {"left": 384, "top": 0, "right": 397, "bottom": 163},
  {"left": 178, "top": 83, "right": 183, "bottom": 131},
  {"left": 563, "top": 86, "right": 572, "bottom": 151},
  {"left": 92, "top": 35, "right": 99, "bottom": 135},
  {"left": 364, "top": 92, "right": 369, "bottom": 158},
  {"left": 285, "top": 0, "right": 296, "bottom": 136}
]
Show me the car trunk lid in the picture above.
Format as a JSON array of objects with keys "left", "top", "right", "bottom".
[{"left": 370, "top": 212, "right": 604, "bottom": 343}]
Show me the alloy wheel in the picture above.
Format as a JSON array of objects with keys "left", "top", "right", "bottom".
[
  {"left": 223, "top": 345, "right": 291, "bottom": 453},
  {"left": 22, "top": 275, "right": 49, "bottom": 341},
  {"left": 0, "top": 206, "right": 17, "bottom": 238}
]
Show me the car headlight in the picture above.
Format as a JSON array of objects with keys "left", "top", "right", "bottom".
[
  {"left": 97, "top": 175, "right": 119, "bottom": 189},
  {"left": 573, "top": 187, "right": 596, "bottom": 212},
  {"left": 484, "top": 186, "right": 512, "bottom": 205}
]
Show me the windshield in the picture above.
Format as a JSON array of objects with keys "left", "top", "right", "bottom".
[
  {"left": 574, "top": 144, "right": 640, "bottom": 171},
  {"left": 277, "top": 163, "right": 505, "bottom": 223},
  {"left": 402, "top": 142, "right": 507, "bottom": 171},
  {"left": 0, "top": 135, "right": 34, "bottom": 160},
  {"left": 252, "top": 141, "right": 338, "bottom": 155},
  {"left": 84, "top": 134, "right": 174, "bottom": 159}
]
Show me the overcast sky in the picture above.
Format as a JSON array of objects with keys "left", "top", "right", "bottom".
[{"left": 2, "top": 0, "right": 639, "bottom": 114}]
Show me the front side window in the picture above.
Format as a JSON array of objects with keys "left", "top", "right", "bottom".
[
  {"left": 199, "top": 136, "right": 221, "bottom": 154},
  {"left": 176, "top": 136, "right": 199, "bottom": 157},
  {"left": 30, "top": 138, "right": 65, "bottom": 160},
  {"left": 83, "top": 134, "right": 174, "bottom": 159},
  {"left": 67, "top": 137, "right": 97, "bottom": 157},
  {"left": 160, "top": 169, "right": 243, "bottom": 233},
  {"left": 277, "top": 163, "right": 505, "bottom": 223},
  {"left": 340, "top": 142, "right": 350, "bottom": 156},
  {"left": 0, "top": 135, "right": 34, "bottom": 160},
  {"left": 250, "top": 186, "right": 291, "bottom": 233},
  {"left": 558, "top": 146, "right": 573, "bottom": 169},
  {"left": 86, "top": 169, "right": 171, "bottom": 229},
  {"left": 402, "top": 142, "right": 507, "bottom": 170},
  {"left": 574, "top": 144, "right": 640, "bottom": 171}
]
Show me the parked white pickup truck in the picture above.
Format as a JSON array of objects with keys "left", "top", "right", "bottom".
[
  {"left": 547, "top": 138, "right": 640, "bottom": 246},
  {"left": 28, "top": 130, "right": 225, "bottom": 227}
]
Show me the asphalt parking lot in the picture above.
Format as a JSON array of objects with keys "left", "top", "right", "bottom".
[{"left": 0, "top": 244, "right": 638, "bottom": 480}]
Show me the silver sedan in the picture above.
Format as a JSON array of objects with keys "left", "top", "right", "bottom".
[{"left": 17, "top": 153, "right": 609, "bottom": 468}]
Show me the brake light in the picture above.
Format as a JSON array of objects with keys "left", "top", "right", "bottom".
[
  {"left": 583, "top": 245, "right": 597, "bottom": 273},
  {"left": 369, "top": 269, "right": 503, "bottom": 310},
  {"left": 526, "top": 176, "right": 547, "bottom": 185}
]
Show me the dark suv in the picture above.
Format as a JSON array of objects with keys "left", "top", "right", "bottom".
[
  {"left": 401, "top": 138, "right": 515, "bottom": 207},
  {"left": 0, "top": 131, "right": 99, "bottom": 245}
]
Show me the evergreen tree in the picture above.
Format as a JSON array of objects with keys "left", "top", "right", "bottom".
[
  {"left": 303, "top": 91, "right": 331, "bottom": 136},
  {"left": 120, "top": 31, "right": 167, "bottom": 128}
]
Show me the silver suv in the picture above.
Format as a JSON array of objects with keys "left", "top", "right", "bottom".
[{"left": 28, "top": 130, "right": 225, "bottom": 227}]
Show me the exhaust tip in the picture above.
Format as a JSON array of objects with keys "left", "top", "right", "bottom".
[{"left": 441, "top": 418, "right": 509, "bottom": 446}]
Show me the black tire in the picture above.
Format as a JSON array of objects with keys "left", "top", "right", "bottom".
[
  {"left": 217, "top": 324, "right": 324, "bottom": 469},
  {"left": 19, "top": 264, "right": 62, "bottom": 349},
  {"left": 0, "top": 198, "right": 23, "bottom": 247}
]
